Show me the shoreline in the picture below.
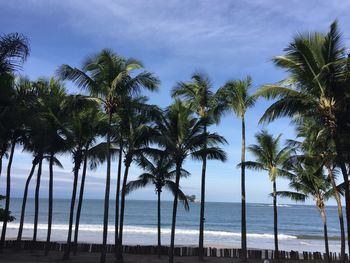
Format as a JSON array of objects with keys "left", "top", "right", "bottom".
[{"left": 2, "top": 240, "right": 344, "bottom": 261}]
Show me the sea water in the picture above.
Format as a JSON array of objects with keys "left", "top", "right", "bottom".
[{"left": 4, "top": 199, "right": 343, "bottom": 252}]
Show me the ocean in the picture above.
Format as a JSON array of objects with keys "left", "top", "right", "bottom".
[{"left": 4, "top": 198, "right": 343, "bottom": 252}]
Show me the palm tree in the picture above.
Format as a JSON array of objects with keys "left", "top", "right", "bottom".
[
  {"left": 243, "top": 130, "right": 292, "bottom": 259},
  {"left": 125, "top": 153, "right": 190, "bottom": 258},
  {"left": 36, "top": 78, "right": 68, "bottom": 256},
  {"left": 277, "top": 154, "right": 333, "bottom": 262},
  {"left": 29, "top": 78, "right": 64, "bottom": 243},
  {"left": 58, "top": 49, "right": 159, "bottom": 263},
  {"left": 17, "top": 81, "right": 61, "bottom": 243},
  {"left": 255, "top": 21, "right": 348, "bottom": 261},
  {"left": 62, "top": 96, "right": 103, "bottom": 259},
  {"left": 72, "top": 109, "right": 108, "bottom": 255},
  {"left": 171, "top": 72, "right": 226, "bottom": 260},
  {"left": 117, "top": 98, "right": 161, "bottom": 261},
  {"left": 0, "top": 33, "right": 29, "bottom": 74},
  {"left": 0, "top": 77, "right": 38, "bottom": 251},
  {"left": 157, "top": 101, "right": 226, "bottom": 263},
  {"left": 217, "top": 76, "right": 256, "bottom": 260}
]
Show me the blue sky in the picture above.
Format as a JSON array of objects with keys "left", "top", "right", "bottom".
[{"left": 1, "top": 0, "right": 349, "bottom": 204}]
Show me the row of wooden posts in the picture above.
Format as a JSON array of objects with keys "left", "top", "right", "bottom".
[{"left": 3, "top": 240, "right": 347, "bottom": 261}]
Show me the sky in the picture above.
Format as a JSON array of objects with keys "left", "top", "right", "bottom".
[{"left": 1, "top": 0, "right": 350, "bottom": 205}]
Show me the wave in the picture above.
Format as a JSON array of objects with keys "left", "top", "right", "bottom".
[
  {"left": 7, "top": 223, "right": 296, "bottom": 240},
  {"left": 297, "top": 235, "right": 341, "bottom": 241},
  {"left": 268, "top": 204, "right": 291, "bottom": 208}
]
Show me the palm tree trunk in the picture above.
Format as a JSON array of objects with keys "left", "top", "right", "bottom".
[
  {"left": 272, "top": 180, "right": 279, "bottom": 259},
  {"left": 45, "top": 153, "right": 54, "bottom": 256},
  {"left": 339, "top": 162, "right": 350, "bottom": 255},
  {"left": 33, "top": 156, "right": 43, "bottom": 242},
  {"left": 169, "top": 162, "right": 181, "bottom": 263},
  {"left": 327, "top": 166, "right": 345, "bottom": 263},
  {"left": 100, "top": 113, "right": 112, "bottom": 263},
  {"left": 0, "top": 137, "right": 16, "bottom": 251},
  {"left": 198, "top": 125, "right": 207, "bottom": 261},
  {"left": 0, "top": 154, "right": 2, "bottom": 178},
  {"left": 63, "top": 156, "right": 81, "bottom": 260},
  {"left": 319, "top": 206, "right": 330, "bottom": 262},
  {"left": 157, "top": 189, "right": 161, "bottom": 259},
  {"left": 115, "top": 143, "right": 123, "bottom": 258},
  {"left": 17, "top": 160, "right": 37, "bottom": 243},
  {"left": 73, "top": 149, "right": 89, "bottom": 255},
  {"left": 117, "top": 160, "right": 131, "bottom": 261},
  {"left": 240, "top": 116, "right": 247, "bottom": 260}
]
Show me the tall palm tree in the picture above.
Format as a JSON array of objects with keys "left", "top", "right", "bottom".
[
  {"left": 116, "top": 98, "right": 161, "bottom": 261},
  {"left": 17, "top": 81, "right": 61, "bottom": 243},
  {"left": 125, "top": 153, "right": 190, "bottom": 258},
  {"left": 217, "top": 76, "right": 256, "bottom": 260},
  {"left": 255, "top": 21, "right": 348, "bottom": 261},
  {"left": 58, "top": 49, "right": 159, "bottom": 263},
  {"left": 171, "top": 72, "right": 226, "bottom": 260},
  {"left": 62, "top": 96, "right": 103, "bottom": 259},
  {"left": 0, "top": 33, "right": 29, "bottom": 74},
  {"left": 72, "top": 109, "right": 108, "bottom": 255},
  {"left": 36, "top": 78, "right": 68, "bottom": 256},
  {"left": 30, "top": 78, "right": 64, "bottom": 243},
  {"left": 157, "top": 101, "right": 226, "bottom": 263},
  {"left": 0, "top": 77, "right": 37, "bottom": 251},
  {"left": 243, "top": 130, "right": 292, "bottom": 259}
]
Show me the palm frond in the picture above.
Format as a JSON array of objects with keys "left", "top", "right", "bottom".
[
  {"left": 164, "top": 181, "right": 190, "bottom": 211},
  {"left": 274, "top": 191, "right": 306, "bottom": 202}
]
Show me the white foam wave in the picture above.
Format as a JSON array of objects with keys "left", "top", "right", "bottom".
[
  {"left": 268, "top": 204, "right": 291, "bottom": 207},
  {"left": 7, "top": 223, "right": 296, "bottom": 240}
]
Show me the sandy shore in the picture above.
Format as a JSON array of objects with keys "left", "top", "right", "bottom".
[{"left": 0, "top": 250, "right": 328, "bottom": 263}]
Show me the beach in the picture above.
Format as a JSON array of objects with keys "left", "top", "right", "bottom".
[{"left": 4, "top": 199, "right": 342, "bottom": 254}]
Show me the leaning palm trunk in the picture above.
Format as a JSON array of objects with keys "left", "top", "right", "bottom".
[
  {"left": 0, "top": 138, "right": 16, "bottom": 251},
  {"left": 115, "top": 143, "right": 123, "bottom": 258},
  {"left": 63, "top": 156, "right": 82, "bottom": 259},
  {"left": 17, "top": 159, "right": 38, "bottom": 243},
  {"left": 339, "top": 162, "right": 350, "bottom": 255},
  {"left": 100, "top": 113, "right": 112, "bottom": 263},
  {"left": 45, "top": 153, "right": 54, "bottom": 256},
  {"left": 73, "top": 149, "right": 88, "bottom": 255},
  {"left": 272, "top": 180, "right": 279, "bottom": 259},
  {"left": 318, "top": 206, "right": 330, "bottom": 262},
  {"left": 240, "top": 117, "right": 247, "bottom": 260},
  {"left": 169, "top": 163, "right": 181, "bottom": 263},
  {"left": 198, "top": 125, "right": 207, "bottom": 261},
  {"left": 33, "top": 156, "right": 43, "bottom": 242},
  {"left": 117, "top": 160, "right": 131, "bottom": 261},
  {"left": 157, "top": 189, "right": 162, "bottom": 258},
  {"left": 327, "top": 166, "right": 346, "bottom": 263}
]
